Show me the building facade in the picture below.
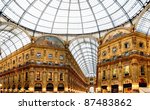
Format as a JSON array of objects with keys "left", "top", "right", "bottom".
[
  {"left": 97, "top": 28, "right": 150, "bottom": 93},
  {"left": 0, "top": 36, "right": 88, "bottom": 93}
]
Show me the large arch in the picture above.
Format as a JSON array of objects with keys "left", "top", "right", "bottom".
[
  {"left": 136, "top": 5, "right": 150, "bottom": 35},
  {"left": 34, "top": 83, "right": 42, "bottom": 92},
  {"left": 35, "top": 35, "right": 65, "bottom": 48},
  {"left": 0, "top": 23, "right": 31, "bottom": 60},
  {"left": 24, "top": 83, "right": 29, "bottom": 91},
  {"left": 139, "top": 78, "right": 147, "bottom": 87},
  {"left": 46, "top": 83, "right": 54, "bottom": 92},
  {"left": 58, "top": 83, "right": 64, "bottom": 92},
  {"left": 69, "top": 37, "right": 98, "bottom": 77}
]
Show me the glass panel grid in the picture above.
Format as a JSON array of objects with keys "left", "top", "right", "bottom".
[{"left": 0, "top": 0, "right": 148, "bottom": 34}]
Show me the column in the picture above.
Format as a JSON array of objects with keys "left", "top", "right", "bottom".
[
  {"left": 131, "top": 59, "right": 139, "bottom": 92},
  {"left": 118, "top": 62, "right": 123, "bottom": 93},
  {"left": 29, "top": 68, "right": 34, "bottom": 92}
]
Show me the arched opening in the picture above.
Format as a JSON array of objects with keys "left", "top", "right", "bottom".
[
  {"left": 111, "top": 85, "right": 118, "bottom": 93},
  {"left": 34, "top": 83, "right": 42, "bottom": 92},
  {"left": 89, "top": 86, "right": 94, "bottom": 93},
  {"left": 139, "top": 78, "right": 147, "bottom": 87},
  {"left": 18, "top": 84, "right": 21, "bottom": 91},
  {"left": 101, "top": 86, "right": 107, "bottom": 93},
  {"left": 123, "top": 83, "right": 132, "bottom": 93},
  {"left": 24, "top": 83, "right": 29, "bottom": 91},
  {"left": 58, "top": 83, "right": 64, "bottom": 92},
  {"left": 46, "top": 83, "right": 54, "bottom": 92},
  {"left": 7, "top": 85, "right": 10, "bottom": 93},
  {"left": 12, "top": 84, "right": 15, "bottom": 90}
]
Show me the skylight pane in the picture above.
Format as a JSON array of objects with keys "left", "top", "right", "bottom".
[{"left": 0, "top": 0, "right": 148, "bottom": 34}]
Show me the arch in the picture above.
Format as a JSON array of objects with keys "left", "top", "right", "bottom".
[
  {"left": 123, "top": 79, "right": 132, "bottom": 84},
  {"left": 34, "top": 83, "right": 42, "bottom": 92},
  {"left": 102, "top": 27, "right": 131, "bottom": 44},
  {"left": 0, "top": 22, "right": 31, "bottom": 39},
  {"left": 139, "top": 78, "right": 147, "bottom": 87},
  {"left": 135, "top": 3, "right": 150, "bottom": 28},
  {"left": 12, "top": 84, "right": 15, "bottom": 90},
  {"left": 35, "top": 35, "right": 65, "bottom": 48},
  {"left": 69, "top": 36, "right": 98, "bottom": 45},
  {"left": 58, "top": 83, "right": 64, "bottom": 92},
  {"left": 0, "top": 22, "right": 31, "bottom": 60},
  {"left": 136, "top": 5, "right": 150, "bottom": 35},
  {"left": 24, "top": 83, "right": 29, "bottom": 91},
  {"left": 46, "top": 83, "right": 54, "bottom": 92},
  {"left": 69, "top": 37, "right": 98, "bottom": 77},
  {"left": 18, "top": 84, "right": 21, "bottom": 91}
]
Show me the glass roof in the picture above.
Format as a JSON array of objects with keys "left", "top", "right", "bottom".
[
  {"left": 0, "top": 24, "right": 31, "bottom": 60},
  {"left": 0, "top": 0, "right": 149, "bottom": 34},
  {"left": 136, "top": 8, "right": 150, "bottom": 35},
  {"left": 69, "top": 37, "right": 98, "bottom": 77}
]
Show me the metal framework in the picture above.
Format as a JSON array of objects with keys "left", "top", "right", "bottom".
[
  {"left": 136, "top": 8, "right": 150, "bottom": 35},
  {"left": 69, "top": 37, "right": 98, "bottom": 77},
  {"left": 0, "top": 24, "right": 31, "bottom": 60},
  {"left": 0, "top": 0, "right": 149, "bottom": 34}
]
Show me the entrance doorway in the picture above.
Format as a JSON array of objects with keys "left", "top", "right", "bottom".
[
  {"left": 101, "top": 86, "right": 107, "bottom": 93},
  {"left": 111, "top": 85, "right": 118, "bottom": 93},
  {"left": 46, "top": 83, "right": 54, "bottom": 92},
  {"left": 123, "top": 83, "right": 132, "bottom": 93},
  {"left": 139, "top": 78, "right": 147, "bottom": 87},
  {"left": 58, "top": 83, "right": 64, "bottom": 92},
  {"left": 34, "top": 83, "right": 42, "bottom": 92}
]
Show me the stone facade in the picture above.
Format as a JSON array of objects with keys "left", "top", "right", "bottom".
[
  {"left": 97, "top": 28, "right": 150, "bottom": 93},
  {"left": 0, "top": 36, "right": 88, "bottom": 93}
]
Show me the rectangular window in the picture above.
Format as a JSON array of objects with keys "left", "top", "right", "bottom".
[
  {"left": 124, "top": 65, "right": 129, "bottom": 76},
  {"left": 124, "top": 42, "right": 129, "bottom": 48},
  {"left": 60, "top": 73, "right": 63, "bottom": 81},
  {"left": 36, "top": 72, "right": 40, "bottom": 80},
  {"left": 19, "top": 57, "right": 22, "bottom": 62},
  {"left": 47, "top": 72, "right": 52, "bottom": 81},
  {"left": 26, "top": 54, "right": 29, "bottom": 60},
  {"left": 48, "top": 54, "right": 53, "bottom": 58},
  {"left": 141, "top": 65, "right": 145, "bottom": 75},
  {"left": 48, "top": 62, "right": 53, "bottom": 65},
  {"left": 36, "top": 53, "right": 41, "bottom": 58},
  {"left": 102, "top": 70, "right": 106, "bottom": 80},
  {"left": 112, "top": 69, "right": 117, "bottom": 78},
  {"left": 60, "top": 55, "right": 64, "bottom": 60},
  {"left": 139, "top": 42, "right": 144, "bottom": 48}
]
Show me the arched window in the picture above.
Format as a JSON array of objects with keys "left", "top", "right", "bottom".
[
  {"left": 24, "top": 83, "right": 29, "bottom": 91},
  {"left": 34, "top": 83, "right": 42, "bottom": 92},
  {"left": 12, "top": 84, "right": 15, "bottom": 90},
  {"left": 60, "top": 73, "right": 63, "bottom": 81},
  {"left": 36, "top": 72, "right": 40, "bottom": 80},
  {"left": 58, "top": 83, "right": 64, "bottom": 92},
  {"left": 18, "top": 84, "right": 21, "bottom": 90},
  {"left": 47, "top": 72, "right": 52, "bottom": 81},
  {"left": 46, "top": 83, "right": 54, "bottom": 92}
]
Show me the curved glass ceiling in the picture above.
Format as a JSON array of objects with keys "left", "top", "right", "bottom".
[
  {"left": 136, "top": 8, "right": 150, "bottom": 35},
  {"left": 69, "top": 37, "right": 98, "bottom": 77},
  {"left": 0, "top": 0, "right": 149, "bottom": 34},
  {"left": 0, "top": 24, "right": 31, "bottom": 60}
]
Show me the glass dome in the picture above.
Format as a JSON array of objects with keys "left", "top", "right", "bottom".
[
  {"left": 0, "top": 23, "right": 31, "bottom": 60},
  {"left": 69, "top": 37, "right": 98, "bottom": 77},
  {"left": 136, "top": 8, "right": 150, "bottom": 35},
  {"left": 0, "top": 0, "right": 149, "bottom": 34}
]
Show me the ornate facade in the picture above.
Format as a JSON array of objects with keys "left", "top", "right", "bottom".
[
  {"left": 0, "top": 36, "right": 88, "bottom": 93},
  {"left": 97, "top": 28, "right": 150, "bottom": 93}
]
